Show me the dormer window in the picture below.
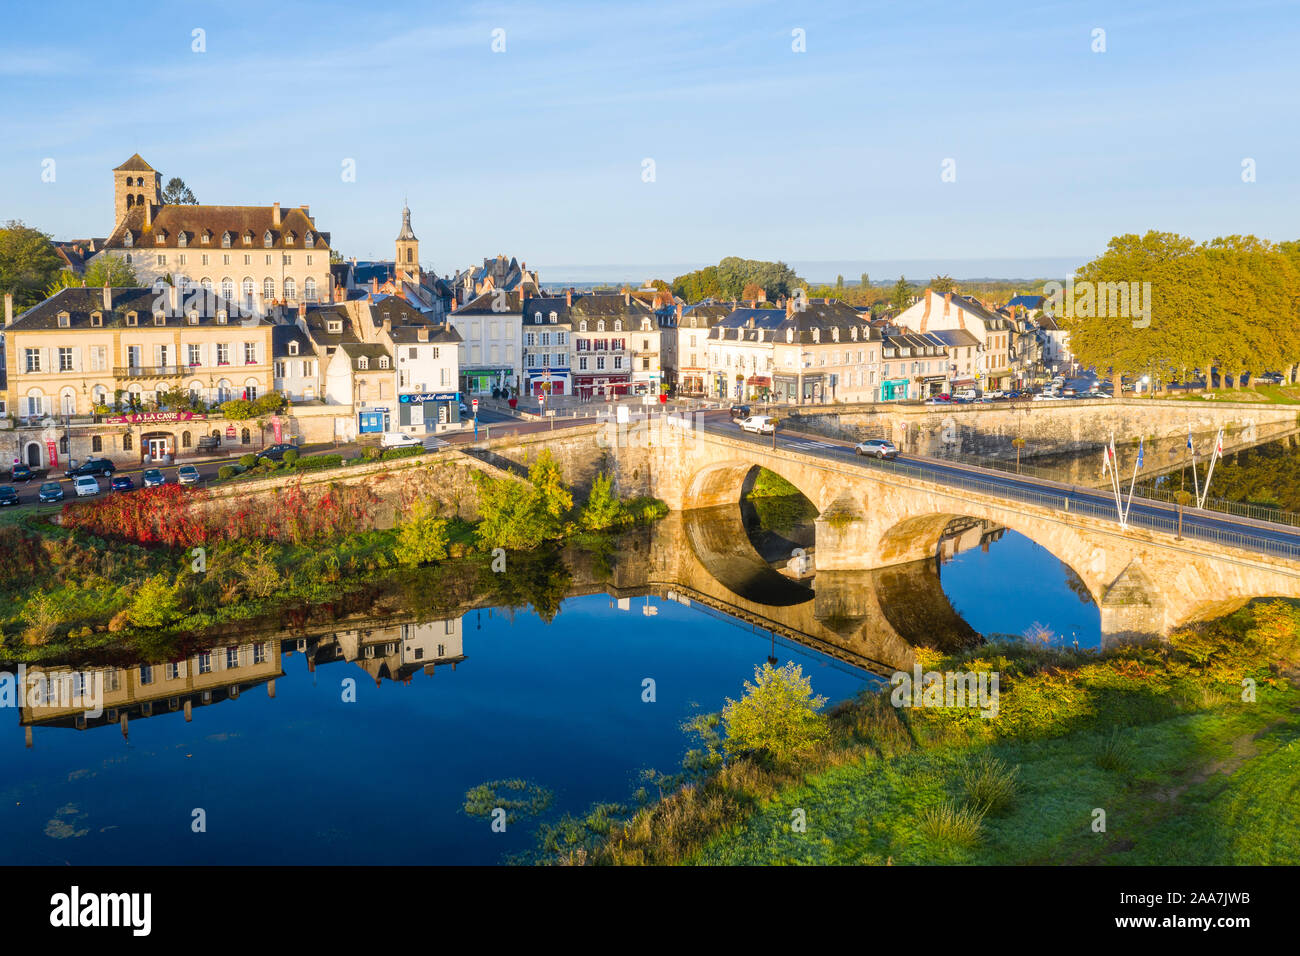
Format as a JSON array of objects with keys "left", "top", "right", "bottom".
[
  {"left": 154, "top": 312, "right": 166, "bottom": 326},
  {"left": 534, "top": 312, "right": 542, "bottom": 322},
  {"left": 286, "top": 232, "right": 296, "bottom": 246},
  {"left": 201, "top": 231, "right": 211, "bottom": 245},
  {"left": 614, "top": 320, "right": 622, "bottom": 331},
  {"left": 123, "top": 232, "right": 134, "bottom": 248},
  {"left": 243, "top": 231, "right": 253, "bottom": 245},
  {"left": 786, "top": 328, "right": 794, "bottom": 343},
  {"left": 597, "top": 320, "right": 605, "bottom": 332},
  {"left": 177, "top": 232, "right": 188, "bottom": 248},
  {"left": 222, "top": 231, "right": 232, "bottom": 248},
  {"left": 57, "top": 311, "right": 70, "bottom": 328},
  {"left": 90, "top": 311, "right": 103, "bottom": 327},
  {"left": 188, "top": 312, "right": 199, "bottom": 325},
  {"left": 216, "top": 311, "right": 228, "bottom": 324},
  {"left": 851, "top": 326, "right": 859, "bottom": 341},
  {"left": 579, "top": 320, "right": 588, "bottom": 332},
  {"left": 305, "top": 231, "right": 314, "bottom": 247},
  {"left": 832, "top": 327, "right": 840, "bottom": 342},
  {"left": 641, "top": 319, "right": 650, "bottom": 330},
  {"left": 812, "top": 328, "right": 820, "bottom": 344},
  {"left": 126, "top": 311, "right": 138, "bottom": 326},
  {"left": 155, "top": 231, "right": 167, "bottom": 245},
  {"left": 288, "top": 342, "right": 299, "bottom": 356},
  {"left": 357, "top": 357, "right": 368, "bottom": 370},
  {"left": 549, "top": 312, "right": 557, "bottom": 324},
  {"left": 378, "top": 356, "right": 390, "bottom": 369},
  {"left": 327, "top": 320, "right": 342, "bottom": 334},
  {"left": 263, "top": 231, "right": 273, "bottom": 247}
]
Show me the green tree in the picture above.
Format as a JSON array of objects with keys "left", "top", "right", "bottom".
[
  {"left": 0, "top": 220, "right": 64, "bottom": 309},
  {"left": 162, "top": 177, "right": 198, "bottom": 204},
  {"left": 890, "top": 275, "right": 912, "bottom": 312},
  {"left": 930, "top": 274, "right": 957, "bottom": 293},
  {"left": 473, "top": 475, "right": 549, "bottom": 551},
  {"left": 580, "top": 473, "right": 625, "bottom": 530},
  {"left": 721, "top": 662, "right": 829, "bottom": 763},
  {"left": 395, "top": 498, "right": 450, "bottom": 566},
  {"left": 47, "top": 253, "right": 140, "bottom": 296},
  {"left": 529, "top": 449, "right": 572, "bottom": 530},
  {"left": 128, "top": 574, "right": 181, "bottom": 628},
  {"left": 859, "top": 272, "right": 870, "bottom": 289}
]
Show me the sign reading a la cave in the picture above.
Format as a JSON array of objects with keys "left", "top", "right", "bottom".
[{"left": 106, "top": 412, "right": 209, "bottom": 425}]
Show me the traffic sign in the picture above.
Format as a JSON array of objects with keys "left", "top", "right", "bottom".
[{"left": 472, "top": 398, "right": 479, "bottom": 410}]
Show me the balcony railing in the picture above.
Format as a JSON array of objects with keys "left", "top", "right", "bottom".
[{"left": 113, "top": 366, "right": 187, "bottom": 379}]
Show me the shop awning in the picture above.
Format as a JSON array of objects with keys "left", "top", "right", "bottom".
[
  {"left": 950, "top": 379, "right": 975, "bottom": 388},
  {"left": 746, "top": 376, "right": 772, "bottom": 387}
]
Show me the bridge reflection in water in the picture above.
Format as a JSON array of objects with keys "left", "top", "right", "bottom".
[{"left": 10, "top": 510, "right": 1001, "bottom": 743}]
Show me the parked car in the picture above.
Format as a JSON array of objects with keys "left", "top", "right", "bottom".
[
  {"left": 37, "top": 482, "right": 64, "bottom": 503},
  {"left": 729, "top": 404, "right": 752, "bottom": 420},
  {"left": 459, "top": 402, "right": 469, "bottom": 416},
  {"left": 110, "top": 475, "right": 135, "bottom": 493},
  {"left": 855, "top": 438, "right": 899, "bottom": 459},
  {"left": 73, "top": 475, "right": 100, "bottom": 497},
  {"left": 953, "top": 388, "right": 979, "bottom": 401},
  {"left": 260, "top": 442, "right": 300, "bottom": 461},
  {"left": 1259, "top": 372, "right": 1286, "bottom": 385},
  {"left": 65, "top": 457, "right": 116, "bottom": 480},
  {"left": 738, "top": 415, "right": 775, "bottom": 435},
  {"left": 142, "top": 468, "right": 166, "bottom": 487},
  {"left": 0, "top": 486, "right": 18, "bottom": 507},
  {"left": 9, "top": 464, "right": 33, "bottom": 482},
  {"left": 380, "top": 432, "right": 422, "bottom": 449},
  {"left": 925, "top": 395, "right": 951, "bottom": 405},
  {"left": 177, "top": 465, "right": 201, "bottom": 485}
]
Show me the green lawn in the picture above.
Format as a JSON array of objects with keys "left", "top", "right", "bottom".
[{"left": 1154, "top": 384, "right": 1300, "bottom": 405}]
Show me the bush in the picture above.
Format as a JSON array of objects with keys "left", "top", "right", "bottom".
[
  {"left": 257, "top": 457, "right": 274, "bottom": 469},
  {"left": 721, "top": 662, "right": 829, "bottom": 763},
  {"left": 217, "top": 465, "right": 236, "bottom": 480},
  {"left": 394, "top": 498, "right": 450, "bottom": 566},
  {"left": 238, "top": 454, "right": 257, "bottom": 468},
  {"left": 960, "top": 755, "right": 1020, "bottom": 815},
  {"left": 580, "top": 473, "right": 624, "bottom": 530},
  {"left": 293, "top": 454, "right": 343, "bottom": 472},
  {"left": 381, "top": 445, "right": 424, "bottom": 461},
  {"left": 361, "top": 446, "right": 381, "bottom": 461},
  {"left": 918, "top": 800, "right": 984, "bottom": 847},
  {"left": 282, "top": 449, "right": 299, "bottom": 466}
]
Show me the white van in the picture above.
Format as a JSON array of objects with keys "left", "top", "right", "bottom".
[
  {"left": 738, "top": 415, "right": 776, "bottom": 435},
  {"left": 73, "top": 475, "right": 100, "bottom": 497},
  {"left": 379, "top": 432, "right": 422, "bottom": 449},
  {"left": 954, "top": 388, "right": 979, "bottom": 402}
]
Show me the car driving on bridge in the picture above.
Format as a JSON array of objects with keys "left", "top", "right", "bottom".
[
  {"left": 855, "top": 438, "right": 898, "bottom": 459},
  {"left": 738, "top": 415, "right": 775, "bottom": 435}
]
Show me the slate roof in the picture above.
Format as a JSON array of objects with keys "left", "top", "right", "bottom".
[
  {"left": 272, "top": 323, "right": 314, "bottom": 358},
  {"left": 520, "top": 295, "right": 573, "bottom": 325},
  {"left": 1008, "top": 294, "right": 1046, "bottom": 310},
  {"left": 709, "top": 299, "right": 875, "bottom": 345},
  {"left": 302, "top": 305, "right": 361, "bottom": 347},
  {"left": 8, "top": 286, "right": 263, "bottom": 331},
  {"left": 339, "top": 342, "right": 392, "bottom": 370},
  {"left": 923, "top": 327, "right": 982, "bottom": 349},
  {"left": 114, "top": 153, "right": 155, "bottom": 172},
  {"left": 105, "top": 204, "right": 329, "bottom": 252}
]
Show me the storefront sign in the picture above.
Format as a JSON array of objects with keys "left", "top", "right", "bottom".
[
  {"left": 399, "top": 393, "right": 458, "bottom": 403},
  {"left": 106, "top": 411, "right": 208, "bottom": 425},
  {"left": 46, "top": 441, "right": 58, "bottom": 468},
  {"left": 271, "top": 416, "right": 283, "bottom": 443},
  {"left": 225, "top": 425, "right": 237, "bottom": 439}
]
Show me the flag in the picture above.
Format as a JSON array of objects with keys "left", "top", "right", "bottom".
[
  {"left": 1215, "top": 431, "right": 1223, "bottom": 456},
  {"left": 1137, "top": 436, "right": 1144, "bottom": 470},
  {"left": 1102, "top": 444, "right": 1113, "bottom": 477},
  {"left": 1187, "top": 425, "right": 1193, "bottom": 451}
]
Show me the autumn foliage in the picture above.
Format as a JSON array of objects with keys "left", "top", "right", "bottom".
[{"left": 60, "top": 480, "right": 380, "bottom": 548}]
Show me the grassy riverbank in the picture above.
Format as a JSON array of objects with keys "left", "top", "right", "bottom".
[{"left": 538, "top": 601, "right": 1300, "bottom": 865}]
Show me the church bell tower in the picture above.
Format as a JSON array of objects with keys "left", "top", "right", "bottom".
[{"left": 394, "top": 204, "right": 420, "bottom": 285}]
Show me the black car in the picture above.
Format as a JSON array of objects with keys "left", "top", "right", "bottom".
[
  {"left": 728, "top": 404, "right": 751, "bottom": 420},
  {"left": 0, "top": 486, "right": 18, "bottom": 507},
  {"left": 9, "top": 464, "right": 33, "bottom": 482},
  {"left": 260, "top": 442, "right": 300, "bottom": 461},
  {"left": 38, "top": 482, "right": 64, "bottom": 503},
  {"left": 65, "top": 457, "right": 116, "bottom": 479}
]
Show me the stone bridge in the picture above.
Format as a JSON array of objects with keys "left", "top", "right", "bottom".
[{"left": 639, "top": 420, "right": 1300, "bottom": 642}]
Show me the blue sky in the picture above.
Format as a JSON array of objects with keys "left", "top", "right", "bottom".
[{"left": 2, "top": 0, "right": 1298, "bottom": 281}]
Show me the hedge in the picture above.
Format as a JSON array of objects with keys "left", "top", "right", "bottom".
[
  {"left": 380, "top": 445, "right": 425, "bottom": 461},
  {"left": 293, "top": 454, "right": 344, "bottom": 471},
  {"left": 217, "top": 465, "right": 237, "bottom": 480}
]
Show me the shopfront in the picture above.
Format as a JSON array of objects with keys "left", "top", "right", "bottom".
[
  {"left": 398, "top": 392, "right": 461, "bottom": 432},
  {"left": 880, "top": 378, "right": 910, "bottom": 401},
  {"left": 461, "top": 368, "right": 514, "bottom": 396},
  {"left": 528, "top": 371, "right": 570, "bottom": 397},
  {"left": 745, "top": 375, "right": 772, "bottom": 401},
  {"left": 574, "top": 374, "right": 631, "bottom": 399}
]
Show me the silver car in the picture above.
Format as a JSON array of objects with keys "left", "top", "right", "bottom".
[{"left": 855, "top": 439, "right": 898, "bottom": 459}]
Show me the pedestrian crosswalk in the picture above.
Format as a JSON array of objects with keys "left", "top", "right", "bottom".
[
  {"left": 783, "top": 438, "right": 847, "bottom": 454},
  {"left": 422, "top": 437, "right": 450, "bottom": 451}
]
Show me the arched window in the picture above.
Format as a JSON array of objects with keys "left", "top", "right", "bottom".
[
  {"left": 406, "top": 248, "right": 413, "bottom": 263},
  {"left": 200, "top": 277, "right": 213, "bottom": 294},
  {"left": 242, "top": 277, "right": 255, "bottom": 307},
  {"left": 123, "top": 232, "right": 133, "bottom": 247},
  {"left": 263, "top": 231, "right": 273, "bottom": 247},
  {"left": 25, "top": 389, "right": 45, "bottom": 417},
  {"left": 59, "top": 436, "right": 68, "bottom": 454},
  {"left": 303, "top": 277, "right": 317, "bottom": 302},
  {"left": 123, "top": 432, "right": 133, "bottom": 451},
  {"left": 283, "top": 277, "right": 296, "bottom": 301},
  {"left": 221, "top": 278, "right": 234, "bottom": 302},
  {"left": 60, "top": 388, "right": 77, "bottom": 416},
  {"left": 126, "top": 195, "right": 135, "bottom": 209},
  {"left": 136, "top": 193, "right": 144, "bottom": 207},
  {"left": 222, "top": 232, "right": 232, "bottom": 248},
  {"left": 241, "top": 428, "right": 251, "bottom": 444},
  {"left": 263, "top": 278, "right": 275, "bottom": 301},
  {"left": 92, "top": 385, "right": 108, "bottom": 408},
  {"left": 182, "top": 431, "right": 192, "bottom": 448},
  {"left": 305, "top": 231, "right": 314, "bottom": 246}
]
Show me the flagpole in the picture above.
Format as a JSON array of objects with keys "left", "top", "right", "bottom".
[
  {"left": 1124, "top": 436, "right": 1143, "bottom": 522},
  {"left": 1189, "top": 432, "right": 1201, "bottom": 505},
  {"left": 1107, "top": 432, "right": 1126, "bottom": 527},
  {"left": 1199, "top": 427, "right": 1223, "bottom": 509}
]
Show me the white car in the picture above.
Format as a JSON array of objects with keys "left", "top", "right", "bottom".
[
  {"left": 73, "top": 475, "right": 100, "bottom": 497},
  {"left": 380, "top": 432, "right": 422, "bottom": 448},
  {"left": 738, "top": 415, "right": 776, "bottom": 435}
]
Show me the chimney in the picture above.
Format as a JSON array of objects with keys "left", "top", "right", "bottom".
[
  {"left": 785, "top": 298, "right": 794, "bottom": 318},
  {"left": 272, "top": 202, "right": 281, "bottom": 227},
  {"left": 565, "top": 288, "right": 572, "bottom": 306},
  {"left": 675, "top": 302, "right": 682, "bottom": 320},
  {"left": 943, "top": 292, "right": 951, "bottom": 316},
  {"left": 3, "top": 293, "right": 12, "bottom": 327},
  {"left": 371, "top": 277, "right": 379, "bottom": 294},
  {"left": 417, "top": 327, "right": 429, "bottom": 342},
  {"left": 623, "top": 290, "right": 631, "bottom": 306},
  {"left": 757, "top": 289, "right": 766, "bottom": 303},
  {"left": 144, "top": 203, "right": 153, "bottom": 227},
  {"left": 103, "top": 284, "right": 112, "bottom": 311},
  {"left": 301, "top": 204, "right": 310, "bottom": 218}
]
